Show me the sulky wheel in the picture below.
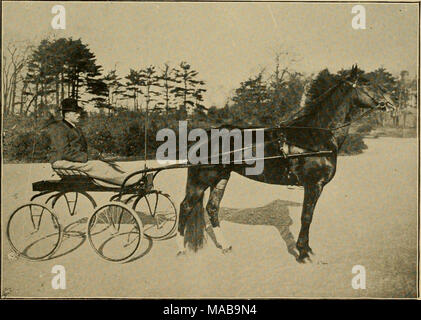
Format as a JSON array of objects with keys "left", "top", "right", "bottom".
[
  {"left": 45, "top": 191, "right": 97, "bottom": 217},
  {"left": 86, "top": 202, "right": 144, "bottom": 263},
  {"left": 47, "top": 191, "right": 97, "bottom": 237},
  {"left": 7, "top": 203, "right": 63, "bottom": 261},
  {"left": 132, "top": 191, "right": 178, "bottom": 240}
]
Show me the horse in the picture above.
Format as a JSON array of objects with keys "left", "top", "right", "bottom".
[{"left": 175, "top": 65, "right": 395, "bottom": 263}]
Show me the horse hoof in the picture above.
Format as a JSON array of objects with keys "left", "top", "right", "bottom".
[
  {"left": 222, "top": 246, "right": 232, "bottom": 254},
  {"left": 176, "top": 250, "right": 186, "bottom": 257},
  {"left": 296, "top": 253, "right": 312, "bottom": 264}
]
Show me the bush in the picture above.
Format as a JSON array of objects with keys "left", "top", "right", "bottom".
[
  {"left": 88, "top": 127, "right": 114, "bottom": 154},
  {"left": 355, "top": 123, "right": 374, "bottom": 134},
  {"left": 3, "top": 113, "right": 371, "bottom": 163},
  {"left": 8, "top": 130, "right": 51, "bottom": 162},
  {"left": 3, "top": 115, "right": 52, "bottom": 162}
]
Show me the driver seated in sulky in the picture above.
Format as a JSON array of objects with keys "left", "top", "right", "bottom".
[
  {"left": 48, "top": 98, "right": 134, "bottom": 186},
  {"left": 48, "top": 98, "right": 89, "bottom": 163}
]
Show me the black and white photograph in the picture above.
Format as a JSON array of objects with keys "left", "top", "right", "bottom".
[{"left": 1, "top": 1, "right": 419, "bottom": 300}]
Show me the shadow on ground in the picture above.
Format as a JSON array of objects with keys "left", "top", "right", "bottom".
[
  {"left": 11, "top": 217, "right": 154, "bottom": 262},
  {"left": 50, "top": 218, "right": 88, "bottom": 259},
  {"left": 206, "top": 199, "right": 302, "bottom": 259}
]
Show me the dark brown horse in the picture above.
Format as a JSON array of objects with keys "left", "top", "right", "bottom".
[{"left": 176, "top": 65, "right": 394, "bottom": 263}]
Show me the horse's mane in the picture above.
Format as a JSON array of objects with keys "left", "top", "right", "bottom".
[
  {"left": 304, "top": 69, "right": 341, "bottom": 110},
  {"left": 282, "top": 68, "right": 363, "bottom": 126}
]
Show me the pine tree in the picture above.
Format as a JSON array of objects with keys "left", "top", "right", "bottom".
[
  {"left": 138, "top": 66, "right": 160, "bottom": 113},
  {"left": 103, "top": 68, "right": 125, "bottom": 110},
  {"left": 156, "top": 63, "right": 176, "bottom": 118},
  {"left": 171, "top": 62, "right": 206, "bottom": 119},
  {"left": 23, "top": 37, "right": 102, "bottom": 115},
  {"left": 124, "top": 69, "right": 142, "bottom": 111}
]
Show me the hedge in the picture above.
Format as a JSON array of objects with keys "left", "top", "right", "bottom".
[{"left": 3, "top": 113, "right": 368, "bottom": 163}]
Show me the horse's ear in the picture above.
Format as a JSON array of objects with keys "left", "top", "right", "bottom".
[{"left": 350, "top": 64, "right": 358, "bottom": 77}]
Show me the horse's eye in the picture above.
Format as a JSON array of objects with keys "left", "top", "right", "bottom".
[{"left": 379, "top": 101, "right": 385, "bottom": 106}]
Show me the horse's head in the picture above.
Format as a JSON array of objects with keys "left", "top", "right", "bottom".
[{"left": 345, "top": 65, "right": 396, "bottom": 113}]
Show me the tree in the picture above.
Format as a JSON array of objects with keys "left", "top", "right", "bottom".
[
  {"left": 275, "top": 70, "right": 305, "bottom": 122},
  {"left": 2, "top": 41, "right": 31, "bottom": 115},
  {"left": 396, "top": 70, "right": 411, "bottom": 128},
  {"left": 221, "top": 61, "right": 307, "bottom": 127},
  {"left": 124, "top": 69, "right": 142, "bottom": 111},
  {"left": 230, "top": 71, "right": 271, "bottom": 125},
  {"left": 23, "top": 37, "right": 103, "bottom": 115},
  {"left": 192, "top": 87, "right": 207, "bottom": 112},
  {"left": 24, "top": 39, "right": 57, "bottom": 115},
  {"left": 366, "top": 67, "right": 397, "bottom": 94},
  {"left": 139, "top": 66, "right": 160, "bottom": 113},
  {"left": 156, "top": 63, "right": 176, "bottom": 118},
  {"left": 171, "top": 62, "right": 206, "bottom": 118},
  {"left": 103, "top": 68, "right": 125, "bottom": 108},
  {"left": 366, "top": 67, "right": 398, "bottom": 127},
  {"left": 86, "top": 76, "right": 109, "bottom": 114},
  {"left": 64, "top": 38, "right": 102, "bottom": 100}
]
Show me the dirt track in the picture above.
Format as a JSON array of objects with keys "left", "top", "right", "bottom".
[{"left": 1, "top": 137, "right": 418, "bottom": 298}]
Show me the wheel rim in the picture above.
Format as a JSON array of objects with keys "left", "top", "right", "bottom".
[
  {"left": 49, "top": 192, "right": 96, "bottom": 237},
  {"left": 7, "top": 203, "right": 62, "bottom": 260},
  {"left": 49, "top": 191, "right": 96, "bottom": 216},
  {"left": 87, "top": 203, "right": 143, "bottom": 262},
  {"left": 132, "top": 192, "right": 178, "bottom": 240}
]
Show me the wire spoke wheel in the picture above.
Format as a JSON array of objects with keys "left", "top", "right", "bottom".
[
  {"left": 87, "top": 203, "right": 143, "bottom": 263},
  {"left": 7, "top": 203, "right": 62, "bottom": 261},
  {"left": 133, "top": 191, "right": 178, "bottom": 240}
]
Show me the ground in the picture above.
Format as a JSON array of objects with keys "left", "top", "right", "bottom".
[{"left": 1, "top": 137, "right": 418, "bottom": 298}]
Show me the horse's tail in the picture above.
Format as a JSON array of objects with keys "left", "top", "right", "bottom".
[{"left": 184, "top": 192, "right": 206, "bottom": 252}]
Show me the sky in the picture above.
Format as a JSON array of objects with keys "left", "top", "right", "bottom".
[{"left": 3, "top": 1, "right": 419, "bottom": 107}]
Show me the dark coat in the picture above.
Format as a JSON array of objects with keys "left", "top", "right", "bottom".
[{"left": 48, "top": 120, "right": 88, "bottom": 163}]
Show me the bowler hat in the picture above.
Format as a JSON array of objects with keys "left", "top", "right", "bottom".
[{"left": 61, "top": 98, "right": 83, "bottom": 113}]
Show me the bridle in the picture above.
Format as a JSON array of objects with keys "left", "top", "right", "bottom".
[
  {"left": 329, "top": 78, "right": 395, "bottom": 131},
  {"left": 345, "top": 78, "right": 394, "bottom": 112}
]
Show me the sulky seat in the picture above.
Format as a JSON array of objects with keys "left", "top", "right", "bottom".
[
  {"left": 32, "top": 167, "right": 152, "bottom": 193},
  {"left": 32, "top": 176, "right": 123, "bottom": 192}
]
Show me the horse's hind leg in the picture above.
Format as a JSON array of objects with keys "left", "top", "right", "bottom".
[
  {"left": 206, "top": 177, "right": 232, "bottom": 253},
  {"left": 296, "top": 182, "right": 323, "bottom": 263},
  {"left": 176, "top": 176, "right": 207, "bottom": 255}
]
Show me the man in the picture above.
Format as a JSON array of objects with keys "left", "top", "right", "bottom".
[
  {"left": 49, "top": 98, "right": 133, "bottom": 186},
  {"left": 48, "top": 98, "right": 88, "bottom": 163}
]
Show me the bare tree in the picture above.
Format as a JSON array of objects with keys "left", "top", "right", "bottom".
[{"left": 2, "top": 41, "right": 31, "bottom": 115}]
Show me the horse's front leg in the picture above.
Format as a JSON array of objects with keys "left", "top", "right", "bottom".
[
  {"left": 206, "top": 178, "right": 232, "bottom": 253},
  {"left": 296, "top": 182, "right": 323, "bottom": 263}
]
